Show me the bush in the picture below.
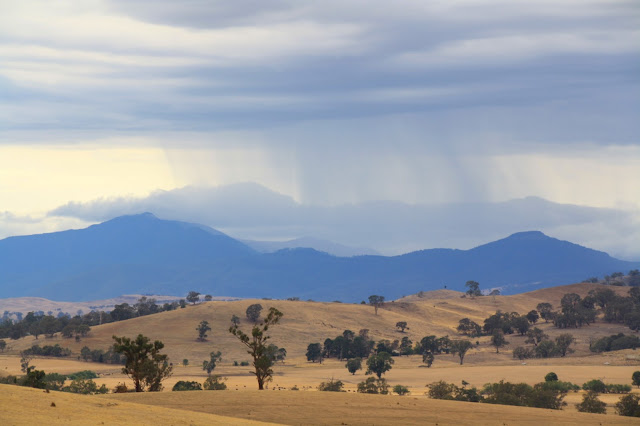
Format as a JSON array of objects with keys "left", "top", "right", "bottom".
[
  {"left": 606, "top": 384, "right": 631, "bottom": 394},
  {"left": 318, "top": 378, "right": 344, "bottom": 392},
  {"left": 357, "top": 377, "right": 389, "bottom": 394},
  {"left": 62, "top": 378, "right": 108, "bottom": 394},
  {"left": 172, "top": 381, "right": 202, "bottom": 391},
  {"left": 0, "top": 375, "right": 17, "bottom": 385},
  {"left": 538, "top": 380, "right": 580, "bottom": 393},
  {"left": 113, "top": 383, "right": 128, "bottom": 393},
  {"left": 426, "top": 380, "right": 456, "bottom": 400},
  {"left": 240, "top": 361, "right": 250, "bottom": 366},
  {"left": 544, "top": 372, "right": 558, "bottom": 382},
  {"left": 43, "top": 373, "right": 67, "bottom": 390},
  {"left": 393, "top": 384, "right": 410, "bottom": 395},
  {"left": 576, "top": 391, "right": 606, "bottom": 413},
  {"left": 615, "top": 394, "right": 640, "bottom": 417},
  {"left": 67, "top": 370, "right": 98, "bottom": 380},
  {"left": 482, "top": 380, "right": 567, "bottom": 409},
  {"left": 513, "top": 346, "right": 534, "bottom": 360},
  {"left": 203, "top": 375, "right": 227, "bottom": 390}
]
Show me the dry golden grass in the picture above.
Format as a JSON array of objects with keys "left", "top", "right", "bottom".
[
  {"left": 2, "top": 282, "right": 640, "bottom": 424},
  {"left": 0, "top": 384, "right": 273, "bottom": 425},
  {"left": 106, "top": 389, "right": 640, "bottom": 425}
]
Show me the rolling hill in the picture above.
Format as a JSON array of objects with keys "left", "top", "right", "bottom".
[{"left": 0, "top": 213, "right": 637, "bottom": 301}]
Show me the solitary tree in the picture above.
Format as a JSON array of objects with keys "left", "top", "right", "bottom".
[
  {"left": 229, "top": 307, "right": 283, "bottom": 390},
  {"left": 202, "top": 351, "right": 222, "bottom": 375},
  {"left": 465, "top": 281, "right": 481, "bottom": 298},
  {"left": 368, "top": 295, "right": 385, "bottom": 315},
  {"left": 306, "top": 343, "right": 323, "bottom": 363},
  {"left": 346, "top": 357, "right": 363, "bottom": 375},
  {"left": 246, "top": 304, "right": 263, "bottom": 322},
  {"left": 632, "top": 371, "right": 640, "bottom": 388},
  {"left": 365, "top": 352, "right": 394, "bottom": 378},
  {"left": 450, "top": 340, "right": 473, "bottom": 365},
  {"left": 231, "top": 314, "right": 240, "bottom": 326},
  {"left": 186, "top": 291, "right": 200, "bottom": 305},
  {"left": 204, "top": 294, "right": 213, "bottom": 302},
  {"left": 196, "top": 320, "right": 211, "bottom": 342},
  {"left": 490, "top": 330, "right": 508, "bottom": 353},
  {"left": 112, "top": 334, "right": 173, "bottom": 392},
  {"left": 0, "top": 339, "right": 6, "bottom": 352},
  {"left": 395, "top": 321, "right": 408, "bottom": 332}
]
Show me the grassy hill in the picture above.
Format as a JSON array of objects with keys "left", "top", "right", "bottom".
[{"left": 5, "top": 282, "right": 636, "bottom": 364}]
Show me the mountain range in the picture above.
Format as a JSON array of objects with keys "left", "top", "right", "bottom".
[{"left": 0, "top": 213, "right": 638, "bottom": 302}]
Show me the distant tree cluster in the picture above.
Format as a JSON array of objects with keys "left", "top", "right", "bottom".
[
  {"left": 79, "top": 345, "right": 126, "bottom": 364},
  {"left": 590, "top": 333, "right": 640, "bottom": 353},
  {"left": 0, "top": 295, "right": 189, "bottom": 341}
]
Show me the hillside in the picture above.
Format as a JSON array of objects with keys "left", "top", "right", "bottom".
[
  {"left": 5, "top": 282, "right": 636, "bottom": 364},
  {"left": 0, "top": 213, "right": 638, "bottom": 301}
]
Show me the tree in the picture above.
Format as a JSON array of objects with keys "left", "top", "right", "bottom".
[
  {"left": 365, "top": 352, "right": 394, "bottom": 378},
  {"left": 615, "top": 393, "right": 640, "bottom": 417},
  {"left": 357, "top": 377, "right": 389, "bottom": 394},
  {"left": 231, "top": 314, "right": 240, "bottom": 326},
  {"left": 186, "top": 291, "right": 200, "bottom": 305},
  {"left": 196, "top": 320, "right": 211, "bottom": 342},
  {"left": 229, "top": 307, "right": 283, "bottom": 390},
  {"left": 457, "top": 318, "right": 482, "bottom": 337},
  {"left": 245, "top": 304, "right": 263, "bottom": 322},
  {"left": 0, "top": 339, "right": 6, "bottom": 352},
  {"left": 182, "top": 359, "right": 189, "bottom": 366},
  {"left": 490, "top": 330, "right": 508, "bottom": 353},
  {"left": 202, "top": 351, "right": 222, "bottom": 375},
  {"left": 465, "top": 281, "right": 481, "bottom": 298},
  {"left": 112, "top": 334, "right": 173, "bottom": 392},
  {"left": 576, "top": 391, "right": 606, "bottom": 413},
  {"left": 525, "top": 327, "right": 547, "bottom": 346},
  {"left": 395, "top": 321, "right": 408, "bottom": 332},
  {"left": 536, "top": 303, "right": 553, "bottom": 323},
  {"left": 544, "top": 372, "right": 558, "bottom": 382},
  {"left": 526, "top": 310, "right": 539, "bottom": 324},
  {"left": 632, "top": 371, "right": 640, "bottom": 388},
  {"left": 346, "top": 357, "right": 362, "bottom": 375},
  {"left": 368, "top": 295, "right": 385, "bottom": 315},
  {"left": 555, "top": 333, "right": 575, "bottom": 357},
  {"left": 204, "top": 294, "right": 213, "bottom": 302},
  {"left": 450, "top": 340, "right": 473, "bottom": 365},
  {"left": 512, "top": 316, "right": 530, "bottom": 336},
  {"left": 306, "top": 343, "right": 323, "bottom": 363}
]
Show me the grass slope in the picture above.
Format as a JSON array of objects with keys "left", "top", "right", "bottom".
[
  {"left": 0, "top": 384, "right": 273, "bottom": 425},
  {"left": 107, "top": 389, "right": 639, "bottom": 425}
]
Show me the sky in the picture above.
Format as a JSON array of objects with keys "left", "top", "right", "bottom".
[{"left": 1, "top": 0, "right": 639, "bottom": 259}]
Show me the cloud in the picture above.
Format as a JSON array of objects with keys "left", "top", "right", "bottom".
[{"left": 44, "top": 183, "right": 640, "bottom": 260}]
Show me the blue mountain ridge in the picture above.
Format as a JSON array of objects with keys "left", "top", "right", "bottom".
[{"left": 0, "top": 213, "right": 637, "bottom": 302}]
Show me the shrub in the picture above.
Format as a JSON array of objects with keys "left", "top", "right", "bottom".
[
  {"left": 393, "top": 384, "right": 410, "bottom": 395},
  {"left": 172, "top": 381, "right": 202, "bottom": 391},
  {"left": 576, "top": 391, "right": 606, "bottom": 414},
  {"left": 43, "top": 373, "right": 66, "bottom": 390},
  {"left": 513, "top": 346, "right": 533, "bottom": 360},
  {"left": 318, "top": 378, "right": 344, "bottom": 392},
  {"left": 113, "top": 383, "right": 128, "bottom": 393},
  {"left": 426, "top": 380, "right": 456, "bottom": 400},
  {"left": 62, "top": 378, "right": 108, "bottom": 394},
  {"left": 240, "top": 361, "right": 250, "bottom": 366},
  {"left": 203, "top": 375, "right": 227, "bottom": 390},
  {"left": 67, "top": 370, "right": 98, "bottom": 380},
  {"left": 538, "top": 380, "right": 580, "bottom": 393},
  {"left": 606, "top": 384, "right": 631, "bottom": 394},
  {"left": 357, "top": 377, "right": 389, "bottom": 394}
]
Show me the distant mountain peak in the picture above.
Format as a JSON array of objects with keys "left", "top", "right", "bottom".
[{"left": 506, "top": 230, "right": 549, "bottom": 240}]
